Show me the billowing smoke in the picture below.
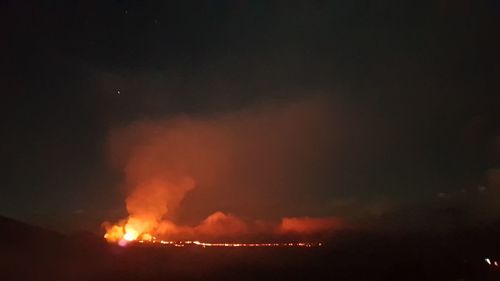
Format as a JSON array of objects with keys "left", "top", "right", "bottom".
[{"left": 103, "top": 97, "right": 344, "bottom": 241}]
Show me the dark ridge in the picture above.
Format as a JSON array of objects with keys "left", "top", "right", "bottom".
[{"left": 0, "top": 215, "right": 63, "bottom": 250}]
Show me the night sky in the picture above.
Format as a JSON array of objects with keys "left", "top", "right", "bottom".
[{"left": 1, "top": 0, "right": 499, "bottom": 234}]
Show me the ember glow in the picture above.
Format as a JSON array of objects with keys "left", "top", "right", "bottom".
[
  {"left": 109, "top": 234, "right": 322, "bottom": 248},
  {"left": 141, "top": 240, "right": 322, "bottom": 248}
]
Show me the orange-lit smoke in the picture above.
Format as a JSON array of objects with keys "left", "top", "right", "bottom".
[
  {"left": 278, "top": 216, "right": 343, "bottom": 235},
  {"left": 103, "top": 97, "right": 344, "bottom": 243},
  {"left": 195, "top": 211, "right": 248, "bottom": 237}
]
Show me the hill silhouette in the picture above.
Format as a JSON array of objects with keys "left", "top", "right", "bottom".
[{"left": 2, "top": 215, "right": 500, "bottom": 281}]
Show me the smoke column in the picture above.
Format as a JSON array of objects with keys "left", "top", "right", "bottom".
[{"left": 103, "top": 97, "right": 344, "bottom": 241}]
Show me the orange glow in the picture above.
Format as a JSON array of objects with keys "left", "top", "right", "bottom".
[
  {"left": 102, "top": 99, "right": 342, "bottom": 248},
  {"left": 141, "top": 233, "right": 153, "bottom": 241},
  {"left": 124, "top": 239, "right": 322, "bottom": 248},
  {"left": 195, "top": 211, "right": 248, "bottom": 236},
  {"left": 103, "top": 212, "right": 339, "bottom": 245},
  {"left": 123, "top": 231, "right": 137, "bottom": 241},
  {"left": 103, "top": 216, "right": 325, "bottom": 248},
  {"left": 278, "top": 216, "right": 343, "bottom": 234},
  {"left": 103, "top": 220, "right": 153, "bottom": 244},
  {"left": 103, "top": 224, "right": 125, "bottom": 242}
]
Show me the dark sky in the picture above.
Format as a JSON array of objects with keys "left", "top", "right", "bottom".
[{"left": 1, "top": 0, "right": 499, "bottom": 233}]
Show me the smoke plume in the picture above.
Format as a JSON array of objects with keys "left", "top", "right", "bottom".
[{"left": 103, "top": 97, "right": 344, "bottom": 240}]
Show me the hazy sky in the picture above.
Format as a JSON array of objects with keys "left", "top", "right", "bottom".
[{"left": 1, "top": 1, "right": 499, "bottom": 233}]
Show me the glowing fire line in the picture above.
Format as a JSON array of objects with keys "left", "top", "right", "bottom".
[
  {"left": 134, "top": 240, "right": 322, "bottom": 248},
  {"left": 104, "top": 225, "right": 323, "bottom": 248},
  {"left": 105, "top": 232, "right": 322, "bottom": 248}
]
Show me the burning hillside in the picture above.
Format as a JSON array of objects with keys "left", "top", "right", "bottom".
[{"left": 103, "top": 211, "right": 340, "bottom": 247}]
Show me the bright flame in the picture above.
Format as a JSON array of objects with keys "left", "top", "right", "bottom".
[
  {"left": 141, "top": 233, "right": 153, "bottom": 241},
  {"left": 123, "top": 231, "right": 137, "bottom": 241},
  {"left": 103, "top": 224, "right": 125, "bottom": 242},
  {"left": 103, "top": 220, "right": 156, "bottom": 243}
]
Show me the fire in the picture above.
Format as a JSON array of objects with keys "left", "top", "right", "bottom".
[
  {"left": 103, "top": 220, "right": 153, "bottom": 245},
  {"left": 141, "top": 233, "right": 153, "bottom": 241},
  {"left": 123, "top": 231, "right": 137, "bottom": 242},
  {"left": 103, "top": 216, "right": 327, "bottom": 248},
  {"left": 108, "top": 236, "right": 323, "bottom": 248},
  {"left": 103, "top": 224, "right": 124, "bottom": 242},
  {"left": 100, "top": 100, "right": 342, "bottom": 249},
  {"left": 102, "top": 177, "right": 197, "bottom": 245}
]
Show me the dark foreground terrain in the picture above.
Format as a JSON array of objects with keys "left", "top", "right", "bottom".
[{"left": 1, "top": 216, "right": 500, "bottom": 281}]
